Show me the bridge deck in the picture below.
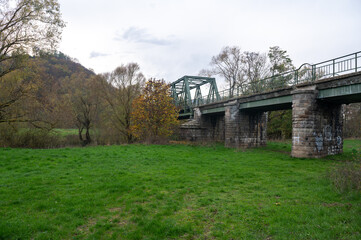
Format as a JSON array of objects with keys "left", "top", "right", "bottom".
[
  {"left": 195, "top": 71, "right": 361, "bottom": 114},
  {"left": 174, "top": 51, "right": 361, "bottom": 117}
]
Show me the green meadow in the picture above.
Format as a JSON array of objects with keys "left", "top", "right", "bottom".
[{"left": 0, "top": 140, "right": 360, "bottom": 239}]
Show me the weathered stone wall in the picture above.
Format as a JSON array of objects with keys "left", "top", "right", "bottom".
[
  {"left": 208, "top": 114, "right": 225, "bottom": 141},
  {"left": 179, "top": 108, "right": 225, "bottom": 142},
  {"left": 291, "top": 86, "right": 343, "bottom": 158},
  {"left": 178, "top": 108, "right": 204, "bottom": 141},
  {"left": 225, "top": 100, "right": 267, "bottom": 148},
  {"left": 224, "top": 101, "right": 240, "bottom": 147},
  {"left": 238, "top": 111, "right": 267, "bottom": 148}
]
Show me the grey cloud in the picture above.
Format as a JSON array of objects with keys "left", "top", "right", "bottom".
[
  {"left": 90, "top": 51, "right": 109, "bottom": 58},
  {"left": 115, "top": 27, "right": 173, "bottom": 46}
]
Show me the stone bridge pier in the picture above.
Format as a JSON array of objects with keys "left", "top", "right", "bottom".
[
  {"left": 179, "top": 108, "right": 225, "bottom": 142},
  {"left": 291, "top": 86, "right": 343, "bottom": 158},
  {"left": 224, "top": 101, "right": 267, "bottom": 148}
]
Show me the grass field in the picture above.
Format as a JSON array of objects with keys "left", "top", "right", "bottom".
[{"left": 0, "top": 140, "right": 360, "bottom": 239}]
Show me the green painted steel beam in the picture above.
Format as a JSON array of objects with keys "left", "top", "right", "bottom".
[
  {"left": 171, "top": 75, "right": 216, "bottom": 85},
  {"left": 202, "top": 107, "right": 225, "bottom": 114},
  {"left": 239, "top": 95, "right": 292, "bottom": 109},
  {"left": 318, "top": 83, "right": 361, "bottom": 99}
]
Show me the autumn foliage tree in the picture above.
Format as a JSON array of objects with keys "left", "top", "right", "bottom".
[{"left": 131, "top": 79, "right": 179, "bottom": 143}]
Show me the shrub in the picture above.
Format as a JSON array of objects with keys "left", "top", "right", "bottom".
[
  {"left": 0, "top": 126, "right": 63, "bottom": 148},
  {"left": 94, "top": 127, "right": 124, "bottom": 146}
]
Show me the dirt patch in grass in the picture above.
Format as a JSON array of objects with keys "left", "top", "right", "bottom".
[{"left": 76, "top": 218, "right": 97, "bottom": 236}]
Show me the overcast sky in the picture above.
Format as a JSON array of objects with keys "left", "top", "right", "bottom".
[{"left": 58, "top": 0, "right": 361, "bottom": 86}]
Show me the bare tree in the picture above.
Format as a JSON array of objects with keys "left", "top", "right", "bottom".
[
  {"left": 208, "top": 46, "right": 244, "bottom": 97},
  {"left": 202, "top": 47, "right": 270, "bottom": 96},
  {"left": 99, "top": 63, "right": 145, "bottom": 143},
  {"left": 73, "top": 96, "right": 97, "bottom": 146},
  {"left": 241, "top": 51, "right": 269, "bottom": 93},
  {"left": 70, "top": 75, "right": 101, "bottom": 145}
]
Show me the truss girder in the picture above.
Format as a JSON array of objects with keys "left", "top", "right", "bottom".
[{"left": 170, "top": 76, "right": 220, "bottom": 114}]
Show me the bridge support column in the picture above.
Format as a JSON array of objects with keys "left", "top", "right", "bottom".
[
  {"left": 225, "top": 101, "right": 267, "bottom": 148},
  {"left": 179, "top": 108, "right": 205, "bottom": 141},
  {"left": 179, "top": 108, "right": 225, "bottom": 142},
  {"left": 291, "top": 86, "right": 343, "bottom": 158},
  {"left": 225, "top": 101, "right": 240, "bottom": 147}
]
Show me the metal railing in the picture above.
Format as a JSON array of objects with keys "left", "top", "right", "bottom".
[{"left": 175, "top": 51, "right": 361, "bottom": 111}]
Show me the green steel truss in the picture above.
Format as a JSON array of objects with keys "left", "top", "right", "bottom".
[{"left": 170, "top": 76, "right": 220, "bottom": 115}]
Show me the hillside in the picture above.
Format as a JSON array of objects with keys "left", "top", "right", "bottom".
[
  {"left": 29, "top": 52, "right": 96, "bottom": 128},
  {"left": 30, "top": 52, "right": 95, "bottom": 90}
]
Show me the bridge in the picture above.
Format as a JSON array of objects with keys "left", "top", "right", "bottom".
[{"left": 171, "top": 51, "right": 361, "bottom": 158}]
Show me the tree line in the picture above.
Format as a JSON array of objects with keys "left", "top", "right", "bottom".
[
  {"left": 68, "top": 63, "right": 178, "bottom": 145},
  {"left": 0, "top": 52, "right": 180, "bottom": 147},
  {"left": 200, "top": 46, "right": 294, "bottom": 98},
  {"left": 0, "top": 0, "right": 179, "bottom": 147}
]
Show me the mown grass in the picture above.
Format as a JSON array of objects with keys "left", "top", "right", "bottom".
[{"left": 0, "top": 140, "right": 360, "bottom": 239}]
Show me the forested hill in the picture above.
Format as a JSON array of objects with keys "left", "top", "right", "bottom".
[
  {"left": 30, "top": 52, "right": 95, "bottom": 89},
  {"left": 27, "top": 52, "right": 97, "bottom": 128}
]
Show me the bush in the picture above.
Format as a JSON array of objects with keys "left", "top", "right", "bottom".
[
  {"left": 93, "top": 127, "right": 125, "bottom": 146},
  {"left": 0, "top": 126, "right": 63, "bottom": 148},
  {"left": 0, "top": 124, "right": 133, "bottom": 148},
  {"left": 329, "top": 149, "right": 361, "bottom": 193}
]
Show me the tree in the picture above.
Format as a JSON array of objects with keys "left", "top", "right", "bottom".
[
  {"left": 344, "top": 103, "right": 361, "bottom": 138},
  {"left": 131, "top": 79, "right": 179, "bottom": 143},
  {"left": 98, "top": 63, "right": 145, "bottom": 143},
  {"left": 202, "top": 47, "right": 271, "bottom": 97},
  {"left": 0, "top": 0, "right": 65, "bottom": 78},
  {"left": 0, "top": 57, "right": 56, "bottom": 129},
  {"left": 267, "top": 46, "right": 295, "bottom": 89},
  {"left": 268, "top": 46, "right": 294, "bottom": 76},
  {"left": 241, "top": 51, "right": 269, "bottom": 94},
  {"left": 267, "top": 110, "right": 292, "bottom": 140},
  {"left": 0, "top": 0, "right": 65, "bottom": 126},
  {"left": 69, "top": 74, "right": 101, "bottom": 146},
  {"left": 208, "top": 46, "right": 244, "bottom": 97},
  {"left": 0, "top": 65, "right": 38, "bottom": 123},
  {"left": 266, "top": 46, "right": 295, "bottom": 140}
]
